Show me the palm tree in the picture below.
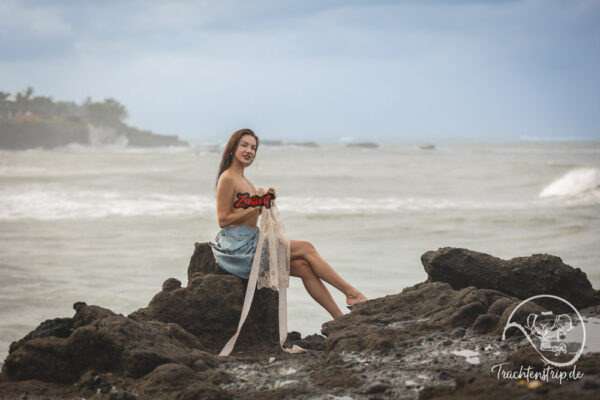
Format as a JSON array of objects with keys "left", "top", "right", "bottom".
[{"left": 15, "top": 86, "right": 34, "bottom": 116}]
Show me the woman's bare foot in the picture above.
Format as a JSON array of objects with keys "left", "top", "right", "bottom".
[{"left": 346, "top": 290, "right": 368, "bottom": 306}]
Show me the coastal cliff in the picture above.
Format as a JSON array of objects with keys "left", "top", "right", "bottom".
[
  {"left": 0, "top": 88, "right": 189, "bottom": 149},
  {"left": 0, "top": 246, "right": 598, "bottom": 399},
  {"left": 0, "top": 120, "right": 189, "bottom": 150}
]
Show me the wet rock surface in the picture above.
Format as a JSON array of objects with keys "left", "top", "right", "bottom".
[{"left": 1, "top": 246, "right": 598, "bottom": 399}]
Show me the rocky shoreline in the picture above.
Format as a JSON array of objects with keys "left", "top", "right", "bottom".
[
  {"left": 0, "top": 120, "right": 188, "bottom": 150},
  {"left": 1, "top": 246, "right": 598, "bottom": 399}
]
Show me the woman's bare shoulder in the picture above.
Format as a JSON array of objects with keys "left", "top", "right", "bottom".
[
  {"left": 218, "top": 170, "right": 237, "bottom": 186},
  {"left": 218, "top": 170, "right": 255, "bottom": 194}
]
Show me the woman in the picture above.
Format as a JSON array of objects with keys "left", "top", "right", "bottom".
[{"left": 210, "top": 129, "right": 368, "bottom": 319}]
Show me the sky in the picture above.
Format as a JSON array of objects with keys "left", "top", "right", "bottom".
[{"left": 1, "top": 0, "right": 599, "bottom": 144}]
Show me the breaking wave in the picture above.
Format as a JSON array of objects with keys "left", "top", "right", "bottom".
[{"left": 539, "top": 168, "right": 600, "bottom": 199}]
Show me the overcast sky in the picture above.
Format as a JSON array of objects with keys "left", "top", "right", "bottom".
[{"left": 1, "top": 0, "right": 599, "bottom": 143}]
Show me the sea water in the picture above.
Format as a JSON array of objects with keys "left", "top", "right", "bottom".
[{"left": 1, "top": 140, "right": 599, "bottom": 362}]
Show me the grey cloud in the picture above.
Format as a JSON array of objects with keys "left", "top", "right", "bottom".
[{"left": 1, "top": 0, "right": 598, "bottom": 140}]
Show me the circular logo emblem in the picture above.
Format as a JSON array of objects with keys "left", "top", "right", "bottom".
[{"left": 501, "top": 294, "right": 586, "bottom": 367}]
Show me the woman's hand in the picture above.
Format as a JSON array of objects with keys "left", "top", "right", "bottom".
[
  {"left": 256, "top": 187, "right": 265, "bottom": 215},
  {"left": 257, "top": 187, "right": 276, "bottom": 199}
]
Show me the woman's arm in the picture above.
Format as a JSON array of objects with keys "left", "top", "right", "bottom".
[{"left": 216, "top": 174, "right": 261, "bottom": 228}]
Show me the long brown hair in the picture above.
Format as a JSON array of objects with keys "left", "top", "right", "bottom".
[{"left": 215, "top": 129, "right": 259, "bottom": 189}]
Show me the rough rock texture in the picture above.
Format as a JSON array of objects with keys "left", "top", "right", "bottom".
[
  {"left": 2, "top": 302, "right": 211, "bottom": 384},
  {"left": 188, "top": 242, "right": 226, "bottom": 280},
  {"left": 129, "top": 242, "right": 280, "bottom": 354},
  {"left": 422, "top": 247, "right": 600, "bottom": 310},
  {"left": 418, "top": 345, "right": 600, "bottom": 400},
  {"left": 319, "top": 281, "right": 541, "bottom": 356},
  {"left": 1, "top": 246, "right": 598, "bottom": 399},
  {"left": 130, "top": 363, "right": 231, "bottom": 400}
]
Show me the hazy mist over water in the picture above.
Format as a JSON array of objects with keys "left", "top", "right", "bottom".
[{"left": 1, "top": 139, "right": 599, "bottom": 361}]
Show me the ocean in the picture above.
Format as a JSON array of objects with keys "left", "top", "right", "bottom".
[{"left": 1, "top": 140, "right": 599, "bottom": 362}]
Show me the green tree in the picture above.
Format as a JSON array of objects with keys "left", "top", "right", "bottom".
[
  {"left": 86, "top": 98, "right": 128, "bottom": 126},
  {"left": 29, "top": 96, "right": 55, "bottom": 119},
  {"left": 15, "top": 86, "right": 34, "bottom": 115}
]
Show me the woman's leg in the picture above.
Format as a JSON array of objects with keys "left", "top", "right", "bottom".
[
  {"left": 290, "top": 240, "right": 368, "bottom": 306},
  {"left": 290, "top": 258, "right": 343, "bottom": 319}
]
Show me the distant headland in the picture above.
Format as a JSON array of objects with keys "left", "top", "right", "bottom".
[{"left": 0, "top": 87, "right": 189, "bottom": 149}]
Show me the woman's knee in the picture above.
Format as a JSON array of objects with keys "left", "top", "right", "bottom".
[
  {"left": 290, "top": 259, "right": 315, "bottom": 278},
  {"left": 298, "top": 240, "right": 316, "bottom": 256},
  {"left": 291, "top": 239, "right": 318, "bottom": 262}
]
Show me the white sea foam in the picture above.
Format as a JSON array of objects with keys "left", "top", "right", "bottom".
[
  {"left": 539, "top": 168, "right": 600, "bottom": 198},
  {"left": 59, "top": 143, "right": 193, "bottom": 154},
  {"left": 0, "top": 164, "right": 189, "bottom": 177},
  {"left": 0, "top": 188, "right": 214, "bottom": 220},
  {"left": 0, "top": 166, "right": 51, "bottom": 176},
  {"left": 277, "top": 195, "right": 598, "bottom": 214},
  {"left": 2, "top": 190, "right": 597, "bottom": 221}
]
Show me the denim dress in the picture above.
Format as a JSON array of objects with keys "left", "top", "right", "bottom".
[{"left": 209, "top": 225, "right": 263, "bottom": 279}]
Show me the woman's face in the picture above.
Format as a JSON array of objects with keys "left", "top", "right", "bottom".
[{"left": 234, "top": 134, "right": 257, "bottom": 166}]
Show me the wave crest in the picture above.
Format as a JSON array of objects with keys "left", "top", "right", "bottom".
[{"left": 539, "top": 168, "right": 600, "bottom": 198}]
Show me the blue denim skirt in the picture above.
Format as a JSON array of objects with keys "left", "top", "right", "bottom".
[{"left": 209, "top": 225, "right": 263, "bottom": 280}]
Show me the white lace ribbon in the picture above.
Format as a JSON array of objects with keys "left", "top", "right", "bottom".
[{"left": 218, "top": 202, "right": 306, "bottom": 356}]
